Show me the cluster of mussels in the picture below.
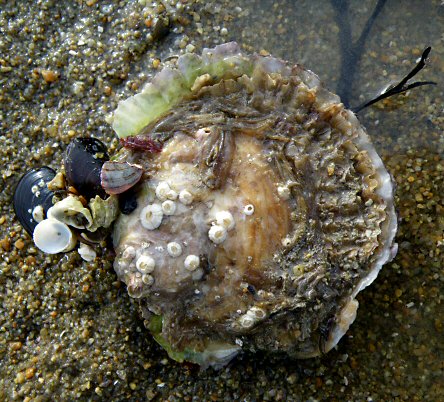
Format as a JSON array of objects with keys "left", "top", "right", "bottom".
[
  {"left": 14, "top": 138, "right": 122, "bottom": 260},
  {"left": 14, "top": 43, "right": 397, "bottom": 369}
]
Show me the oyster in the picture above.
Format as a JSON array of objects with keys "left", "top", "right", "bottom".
[
  {"left": 114, "top": 43, "right": 397, "bottom": 367},
  {"left": 110, "top": 42, "right": 398, "bottom": 367}
]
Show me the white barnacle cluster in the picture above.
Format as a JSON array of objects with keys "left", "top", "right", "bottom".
[
  {"left": 208, "top": 210, "right": 236, "bottom": 245},
  {"left": 118, "top": 246, "right": 156, "bottom": 290},
  {"left": 140, "top": 181, "right": 178, "bottom": 230},
  {"left": 141, "top": 181, "right": 196, "bottom": 230},
  {"left": 131, "top": 180, "right": 201, "bottom": 287}
]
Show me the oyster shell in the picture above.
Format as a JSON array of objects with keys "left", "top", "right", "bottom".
[{"left": 111, "top": 43, "right": 397, "bottom": 368}]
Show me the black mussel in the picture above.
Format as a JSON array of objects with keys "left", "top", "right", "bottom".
[
  {"left": 64, "top": 137, "right": 109, "bottom": 200},
  {"left": 13, "top": 167, "right": 56, "bottom": 236}
]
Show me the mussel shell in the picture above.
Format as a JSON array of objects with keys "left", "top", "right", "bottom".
[
  {"left": 13, "top": 167, "right": 56, "bottom": 236},
  {"left": 64, "top": 137, "right": 109, "bottom": 200}
]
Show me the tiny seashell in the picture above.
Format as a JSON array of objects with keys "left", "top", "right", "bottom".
[
  {"left": 78, "top": 243, "right": 97, "bottom": 262},
  {"left": 33, "top": 219, "right": 77, "bottom": 254},
  {"left": 100, "top": 161, "right": 144, "bottom": 195},
  {"left": 47, "top": 195, "right": 93, "bottom": 229},
  {"left": 88, "top": 195, "right": 119, "bottom": 232}
]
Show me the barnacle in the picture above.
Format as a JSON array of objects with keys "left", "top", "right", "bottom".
[{"left": 108, "top": 42, "right": 397, "bottom": 369}]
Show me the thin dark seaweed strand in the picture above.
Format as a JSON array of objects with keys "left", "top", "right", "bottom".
[
  {"left": 352, "top": 47, "right": 437, "bottom": 113},
  {"left": 331, "top": 0, "right": 387, "bottom": 107}
]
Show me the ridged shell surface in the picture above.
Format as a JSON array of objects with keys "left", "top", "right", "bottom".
[{"left": 110, "top": 42, "right": 397, "bottom": 368}]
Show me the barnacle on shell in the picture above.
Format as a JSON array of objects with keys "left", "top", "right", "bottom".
[{"left": 110, "top": 42, "right": 397, "bottom": 368}]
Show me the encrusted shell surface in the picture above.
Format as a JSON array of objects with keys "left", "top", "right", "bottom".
[{"left": 110, "top": 43, "right": 397, "bottom": 368}]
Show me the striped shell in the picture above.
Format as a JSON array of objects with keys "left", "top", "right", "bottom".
[{"left": 100, "top": 161, "right": 144, "bottom": 195}]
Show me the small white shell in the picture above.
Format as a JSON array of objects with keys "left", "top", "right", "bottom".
[
  {"left": 215, "top": 210, "right": 235, "bottom": 231},
  {"left": 78, "top": 243, "right": 97, "bottom": 262},
  {"left": 140, "top": 204, "right": 163, "bottom": 230},
  {"left": 33, "top": 219, "right": 77, "bottom": 254},
  {"left": 136, "top": 255, "right": 155, "bottom": 273},
  {"left": 161, "top": 200, "right": 176, "bottom": 215},
  {"left": 184, "top": 254, "right": 199, "bottom": 271},
  {"left": 178, "top": 189, "right": 193, "bottom": 205},
  {"left": 155, "top": 181, "right": 170, "bottom": 201},
  {"left": 243, "top": 204, "right": 255, "bottom": 215},
  {"left": 167, "top": 242, "right": 182, "bottom": 257},
  {"left": 208, "top": 225, "right": 227, "bottom": 244},
  {"left": 47, "top": 195, "right": 93, "bottom": 229},
  {"left": 32, "top": 205, "right": 44, "bottom": 223}
]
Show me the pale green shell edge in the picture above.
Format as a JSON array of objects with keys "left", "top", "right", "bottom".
[{"left": 111, "top": 42, "right": 255, "bottom": 138}]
